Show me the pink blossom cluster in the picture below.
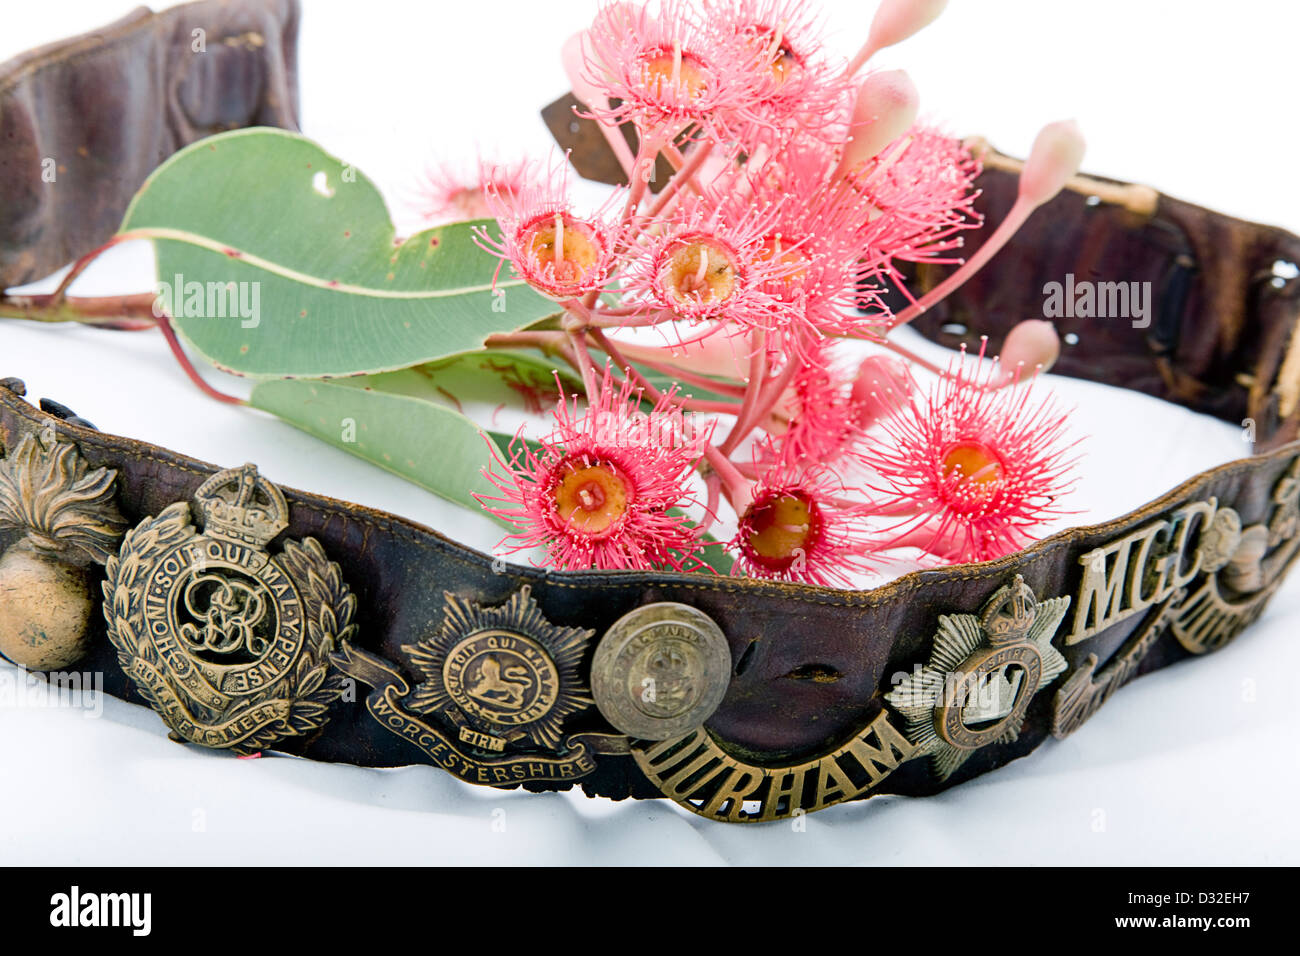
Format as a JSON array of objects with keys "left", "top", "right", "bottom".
[{"left": 468, "top": 0, "right": 1087, "bottom": 586}]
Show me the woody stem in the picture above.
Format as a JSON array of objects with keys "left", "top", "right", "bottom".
[{"left": 0, "top": 292, "right": 159, "bottom": 330}]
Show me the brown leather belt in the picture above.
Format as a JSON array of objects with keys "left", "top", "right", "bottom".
[{"left": 2, "top": 0, "right": 1298, "bottom": 824}]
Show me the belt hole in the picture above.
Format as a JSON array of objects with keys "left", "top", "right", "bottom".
[
  {"left": 734, "top": 638, "right": 759, "bottom": 676},
  {"left": 783, "top": 663, "right": 842, "bottom": 683}
]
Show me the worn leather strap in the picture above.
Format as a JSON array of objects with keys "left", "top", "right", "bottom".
[
  {"left": 1, "top": 381, "right": 1296, "bottom": 820},
  {"left": 0, "top": 0, "right": 301, "bottom": 290},
  {"left": 894, "top": 157, "right": 1300, "bottom": 454}
]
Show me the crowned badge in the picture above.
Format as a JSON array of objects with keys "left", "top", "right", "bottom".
[
  {"left": 103, "top": 464, "right": 355, "bottom": 753},
  {"left": 404, "top": 588, "right": 593, "bottom": 754},
  {"left": 885, "top": 575, "right": 1069, "bottom": 782}
]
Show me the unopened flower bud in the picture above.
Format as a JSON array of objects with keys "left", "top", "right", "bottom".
[
  {"left": 849, "top": 0, "right": 949, "bottom": 73},
  {"left": 998, "top": 320, "right": 1061, "bottom": 382},
  {"left": 868, "top": 0, "right": 948, "bottom": 53},
  {"left": 835, "top": 70, "right": 919, "bottom": 179},
  {"left": 1019, "top": 120, "right": 1086, "bottom": 209},
  {"left": 611, "top": 331, "right": 748, "bottom": 380},
  {"left": 851, "top": 355, "right": 913, "bottom": 427}
]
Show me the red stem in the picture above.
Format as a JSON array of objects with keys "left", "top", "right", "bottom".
[
  {"left": 646, "top": 141, "right": 714, "bottom": 219},
  {"left": 155, "top": 315, "right": 246, "bottom": 405},
  {"left": 720, "top": 330, "right": 769, "bottom": 456},
  {"left": 885, "top": 197, "right": 1035, "bottom": 331},
  {"left": 47, "top": 235, "right": 130, "bottom": 305}
]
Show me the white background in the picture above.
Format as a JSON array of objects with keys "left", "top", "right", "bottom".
[{"left": 1, "top": 0, "right": 1297, "bottom": 864}]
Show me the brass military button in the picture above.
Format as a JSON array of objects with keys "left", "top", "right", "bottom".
[{"left": 591, "top": 602, "right": 732, "bottom": 740}]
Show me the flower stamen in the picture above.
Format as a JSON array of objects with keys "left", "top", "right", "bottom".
[
  {"left": 519, "top": 212, "right": 603, "bottom": 295},
  {"left": 642, "top": 46, "right": 709, "bottom": 100}
]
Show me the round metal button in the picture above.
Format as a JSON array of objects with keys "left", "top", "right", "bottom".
[{"left": 591, "top": 602, "right": 732, "bottom": 740}]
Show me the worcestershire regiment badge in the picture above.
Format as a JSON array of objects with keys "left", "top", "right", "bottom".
[
  {"left": 331, "top": 587, "right": 599, "bottom": 786},
  {"left": 103, "top": 465, "right": 355, "bottom": 753}
]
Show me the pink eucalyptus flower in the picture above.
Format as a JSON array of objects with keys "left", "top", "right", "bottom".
[
  {"left": 862, "top": 344, "right": 1080, "bottom": 564},
  {"left": 763, "top": 338, "right": 862, "bottom": 467},
  {"left": 478, "top": 368, "right": 712, "bottom": 572},
  {"left": 707, "top": 0, "right": 855, "bottom": 145},
  {"left": 846, "top": 125, "right": 983, "bottom": 282},
  {"left": 620, "top": 186, "right": 801, "bottom": 326},
  {"left": 473, "top": 157, "right": 621, "bottom": 301},
  {"left": 581, "top": 0, "right": 765, "bottom": 141},
  {"left": 737, "top": 140, "right": 895, "bottom": 337},
  {"left": 730, "top": 450, "right": 876, "bottom": 586},
  {"left": 413, "top": 158, "right": 530, "bottom": 225}
]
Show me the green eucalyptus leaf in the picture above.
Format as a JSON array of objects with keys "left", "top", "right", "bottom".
[
  {"left": 697, "top": 536, "right": 735, "bottom": 576},
  {"left": 417, "top": 349, "right": 582, "bottom": 411},
  {"left": 251, "top": 375, "right": 733, "bottom": 573},
  {"left": 249, "top": 376, "right": 507, "bottom": 523},
  {"left": 120, "top": 128, "right": 555, "bottom": 377}
]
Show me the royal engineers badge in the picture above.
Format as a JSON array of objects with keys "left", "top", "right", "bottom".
[
  {"left": 885, "top": 575, "right": 1069, "bottom": 781},
  {"left": 331, "top": 587, "right": 600, "bottom": 786},
  {"left": 103, "top": 465, "right": 354, "bottom": 753}
]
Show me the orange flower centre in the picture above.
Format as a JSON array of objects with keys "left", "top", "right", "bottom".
[
  {"left": 744, "top": 492, "right": 817, "bottom": 571},
  {"left": 521, "top": 213, "right": 602, "bottom": 290},
  {"left": 941, "top": 441, "right": 1005, "bottom": 499},
  {"left": 641, "top": 47, "right": 710, "bottom": 99},
  {"left": 659, "top": 237, "right": 739, "bottom": 308},
  {"left": 554, "top": 462, "right": 630, "bottom": 536}
]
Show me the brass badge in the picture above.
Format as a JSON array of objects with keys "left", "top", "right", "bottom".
[
  {"left": 631, "top": 710, "right": 917, "bottom": 823},
  {"left": 331, "top": 587, "right": 599, "bottom": 786},
  {"left": 1170, "top": 458, "right": 1300, "bottom": 654},
  {"left": 103, "top": 465, "right": 354, "bottom": 753},
  {"left": 885, "top": 575, "right": 1069, "bottom": 782},
  {"left": 1065, "top": 457, "right": 1300, "bottom": 652},
  {"left": 1051, "top": 589, "right": 1182, "bottom": 739},
  {"left": 591, "top": 602, "right": 732, "bottom": 740},
  {"left": 0, "top": 432, "right": 127, "bottom": 670},
  {"left": 1051, "top": 456, "right": 1300, "bottom": 735}
]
